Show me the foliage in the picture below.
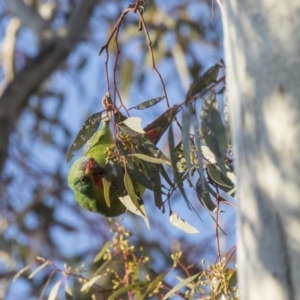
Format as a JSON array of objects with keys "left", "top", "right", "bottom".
[
  {"left": 14, "top": 221, "right": 238, "bottom": 299},
  {"left": 0, "top": 0, "right": 237, "bottom": 299}
]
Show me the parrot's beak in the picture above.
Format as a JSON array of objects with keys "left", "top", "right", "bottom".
[{"left": 84, "top": 158, "right": 107, "bottom": 176}]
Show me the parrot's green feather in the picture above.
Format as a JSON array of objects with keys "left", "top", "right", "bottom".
[
  {"left": 68, "top": 123, "right": 126, "bottom": 217},
  {"left": 86, "top": 122, "right": 113, "bottom": 163}
]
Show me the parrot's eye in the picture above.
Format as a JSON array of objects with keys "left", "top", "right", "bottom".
[{"left": 80, "top": 177, "right": 87, "bottom": 183}]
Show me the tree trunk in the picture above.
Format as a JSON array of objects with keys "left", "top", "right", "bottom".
[{"left": 221, "top": 0, "right": 300, "bottom": 299}]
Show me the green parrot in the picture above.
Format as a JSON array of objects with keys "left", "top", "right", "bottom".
[
  {"left": 68, "top": 120, "right": 128, "bottom": 217},
  {"left": 67, "top": 106, "right": 180, "bottom": 217}
]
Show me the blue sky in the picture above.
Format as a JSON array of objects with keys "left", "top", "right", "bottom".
[{"left": 2, "top": 1, "right": 236, "bottom": 299}]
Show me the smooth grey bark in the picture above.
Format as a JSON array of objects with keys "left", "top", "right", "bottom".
[{"left": 221, "top": 0, "right": 300, "bottom": 299}]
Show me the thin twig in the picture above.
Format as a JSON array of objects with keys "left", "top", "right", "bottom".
[
  {"left": 138, "top": 10, "right": 170, "bottom": 108},
  {"left": 99, "top": 0, "right": 142, "bottom": 55}
]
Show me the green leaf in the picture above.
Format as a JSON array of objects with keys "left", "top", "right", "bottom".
[
  {"left": 143, "top": 105, "right": 180, "bottom": 145},
  {"left": 119, "top": 195, "right": 150, "bottom": 230},
  {"left": 13, "top": 265, "right": 30, "bottom": 282},
  {"left": 93, "top": 241, "right": 111, "bottom": 262},
  {"left": 169, "top": 212, "right": 200, "bottom": 234},
  {"left": 185, "top": 64, "right": 220, "bottom": 102},
  {"left": 123, "top": 117, "right": 145, "bottom": 134},
  {"left": 65, "top": 282, "right": 73, "bottom": 300},
  {"left": 201, "top": 98, "right": 228, "bottom": 172},
  {"left": 66, "top": 111, "right": 103, "bottom": 163},
  {"left": 193, "top": 114, "right": 204, "bottom": 174},
  {"left": 48, "top": 280, "right": 62, "bottom": 300},
  {"left": 174, "top": 142, "right": 186, "bottom": 173},
  {"left": 206, "top": 164, "right": 234, "bottom": 192},
  {"left": 121, "top": 172, "right": 150, "bottom": 229},
  {"left": 124, "top": 172, "right": 141, "bottom": 212},
  {"left": 139, "top": 141, "right": 170, "bottom": 161},
  {"left": 226, "top": 268, "right": 238, "bottom": 287},
  {"left": 181, "top": 110, "right": 191, "bottom": 169},
  {"left": 133, "top": 266, "right": 142, "bottom": 300},
  {"left": 108, "top": 281, "right": 147, "bottom": 300},
  {"left": 81, "top": 275, "right": 102, "bottom": 292},
  {"left": 140, "top": 160, "right": 163, "bottom": 209},
  {"left": 103, "top": 178, "right": 111, "bottom": 208},
  {"left": 129, "top": 153, "right": 171, "bottom": 166},
  {"left": 132, "top": 163, "right": 153, "bottom": 191},
  {"left": 28, "top": 261, "right": 49, "bottom": 279},
  {"left": 196, "top": 177, "right": 217, "bottom": 212},
  {"left": 157, "top": 163, "right": 173, "bottom": 187},
  {"left": 118, "top": 124, "right": 141, "bottom": 141},
  {"left": 168, "top": 125, "right": 192, "bottom": 210},
  {"left": 143, "top": 272, "right": 167, "bottom": 297},
  {"left": 201, "top": 145, "right": 216, "bottom": 163},
  {"left": 132, "top": 96, "right": 165, "bottom": 110},
  {"left": 151, "top": 170, "right": 163, "bottom": 209},
  {"left": 163, "top": 273, "right": 200, "bottom": 299}
]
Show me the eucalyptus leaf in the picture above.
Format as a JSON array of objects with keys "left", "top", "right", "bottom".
[
  {"left": 206, "top": 163, "right": 234, "bottom": 192},
  {"left": 28, "top": 261, "right": 49, "bottom": 279},
  {"left": 140, "top": 160, "right": 163, "bottom": 209},
  {"left": 226, "top": 268, "right": 238, "bottom": 287},
  {"left": 66, "top": 111, "right": 103, "bottom": 162},
  {"left": 123, "top": 117, "right": 145, "bottom": 133},
  {"left": 130, "top": 153, "right": 171, "bottom": 166},
  {"left": 108, "top": 281, "right": 147, "bottom": 300},
  {"left": 170, "top": 212, "right": 200, "bottom": 234},
  {"left": 168, "top": 125, "right": 192, "bottom": 210},
  {"left": 103, "top": 178, "right": 111, "bottom": 208},
  {"left": 80, "top": 275, "right": 102, "bottom": 292},
  {"left": 201, "top": 98, "right": 228, "bottom": 172},
  {"left": 124, "top": 172, "right": 140, "bottom": 211},
  {"left": 94, "top": 241, "right": 111, "bottom": 262},
  {"left": 174, "top": 142, "right": 186, "bottom": 174},
  {"left": 193, "top": 115, "right": 205, "bottom": 188},
  {"left": 143, "top": 105, "right": 180, "bottom": 145},
  {"left": 182, "top": 110, "right": 191, "bottom": 169},
  {"left": 144, "top": 272, "right": 168, "bottom": 297},
  {"left": 119, "top": 195, "right": 150, "bottom": 230},
  {"left": 132, "top": 96, "right": 165, "bottom": 110},
  {"left": 196, "top": 177, "right": 217, "bottom": 212},
  {"left": 13, "top": 265, "right": 31, "bottom": 282},
  {"left": 201, "top": 145, "right": 217, "bottom": 163},
  {"left": 157, "top": 163, "right": 173, "bottom": 187},
  {"left": 185, "top": 64, "right": 220, "bottom": 102},
  {"left": 48, "top": 280, "right": 62, "bottom": 300},
  {"left": 140, "top": 140, "right": 170, "bottom": 161},
  {"left": 163, "top": 273, "right": 200, "bottom": 300},
  {"left": 132, "top": 163, "right": 153, "bottom": 191},
  {"left": 65, "top": 282, "right": 73, "bottom": 300}
]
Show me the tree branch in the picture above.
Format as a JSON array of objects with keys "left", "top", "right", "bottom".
[
  {"left": 2, "top": 17, "right": 21, "bottom": 84},
  {"left": 6, "top": 0, "right": 49, "bottom": 35},
  {"left": 0, "top": 0, "right": 100, "bottom": 175}
]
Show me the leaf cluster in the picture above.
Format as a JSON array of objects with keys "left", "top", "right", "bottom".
[{"left": 14, "top": 221, "right": 238, "bottom": 300}]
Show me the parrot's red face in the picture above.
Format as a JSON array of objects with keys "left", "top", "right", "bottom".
[{"left": 84, "top": 158, "right": 106, "bottom": 189}]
